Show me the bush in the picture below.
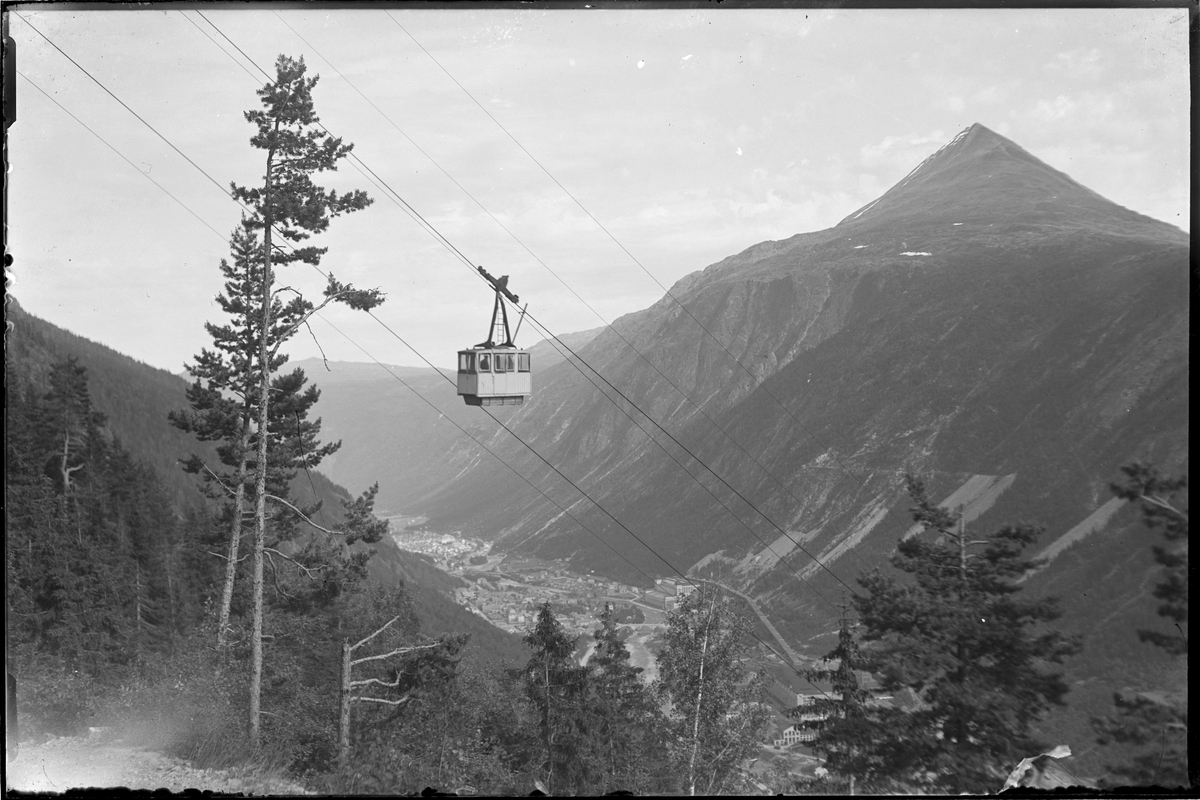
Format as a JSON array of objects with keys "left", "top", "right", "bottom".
[{"left": 8, "top": 650, "right": 107, "bottom": 739}]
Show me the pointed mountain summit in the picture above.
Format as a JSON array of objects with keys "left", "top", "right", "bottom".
[{"left": 837, "top": 123, "right": 1176, "bottom": 238}]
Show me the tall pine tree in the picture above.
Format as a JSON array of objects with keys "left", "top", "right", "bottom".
[
  {"left": 521, "top": 602, "right": 595, "bottom": 795},
  {"left": 224, "top": 53, "right": 385, "bottom": 747}
]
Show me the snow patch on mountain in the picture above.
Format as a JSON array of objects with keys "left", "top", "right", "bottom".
[
  {"left": 799, "top": 496, "right": 892, "bottom": 579},
  {"left": 901, "top": 473, "right": 1018, "bottom": 540},
  {"left": 1020, "top": 496, "right": 1127, "bottom": 582}
]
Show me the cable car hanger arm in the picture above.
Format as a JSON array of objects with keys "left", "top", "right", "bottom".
[{"left": 477, "top": 265, "right": 520, "bottom": 305}]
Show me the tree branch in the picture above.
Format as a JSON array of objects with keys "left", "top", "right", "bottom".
[
  {"left": 207, "top": 551, "right": 251, "bottom": 564},
  {"left": 196, "top": 459, "right": 239, "bottom": 499},
  {"left": 269, "top": 292, "right": 347, "bottom": 360},
  {"left": 351, "top": 641, "right": 443, "bottom": 667},
  {"left": 265, "top": 493, "right": 341, "bottom": 536},
  {"left": 263, "top": 549, "right": 295, "bottom": 599},
  {"left": 351, "top": 614, "right": 404, "bottom": 652},
  {"left": 265, "top": 546, "right": 326, "bottom": 578},
  {"left": 352, "top": 695, "right": 413, "bottom": 707},
  {"left": 304, "top": 319, "right": 331, "bottom": 371},
  {"left": 351, "top": 675, "right": 407, "bottom": 690}
]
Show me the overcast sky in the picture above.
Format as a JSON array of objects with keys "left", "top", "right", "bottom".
[{"left": 7, "top": 4, "right": 1190, "bottom": 374}]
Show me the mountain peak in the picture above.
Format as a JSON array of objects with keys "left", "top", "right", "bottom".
[{"left": 836, "top": 124, "right": 1170, "bottom": 235}]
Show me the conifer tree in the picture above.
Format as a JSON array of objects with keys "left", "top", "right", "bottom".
[
  {"left": 170, "top": 220, "right": 274, "bottom": 647},
  {"left": 852, "top": 475, "right": 1080, "bottom": 793},
  {"left": 1091, "top": 462, "right": 1188, "bottom": 788},
  {"left": 1110, "top": 462, "right": 1188, "bottom": 655},
  {"left": 169, "top": 218, "right": 364, "bottom": 644},
  {"left": 40, "top": 358, "right": 105, "bottom": 499},
  {"left": 790, "top": 597, "right": 886, "bottom": 788},
  {"left": 588, "top": 603, "right": 667, "bottom": 793},
  {"left": 10, "top": 361, "right": 187, "bottom": 673},
  {"left": 226, "top": 53, "right": 384, "bottom": 747},
  {"left": 521, "top": 602, "right": 593, "bottom": 794}
]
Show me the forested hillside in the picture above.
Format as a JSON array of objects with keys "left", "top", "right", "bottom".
[
  {"left": 3, "top": 322, "right": 777, "bottom": 793},
  {"left": 4, "top": 297, "right": 537, "bottom": 789}
]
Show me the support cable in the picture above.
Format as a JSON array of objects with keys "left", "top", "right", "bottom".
[
  {"left": 189, "top": 8, "right": 864, "bottom": 596},
  {"left": 17, "top": 14, "right": 841, "bottom": 700},
  {"left": 19, "top": 7, "right": 860, "bottom": 609},
  {"left": 240, "top": 10, "right": 871, "bottom": 580},
  {"left": 317, "top": 313, "right": 838, "bottom": 700},
  {"left": 387, "top": 11, "right": 877, "bottom": 492},
  {"left": 16, "top": 70, "right": 228, "bottom": 244}
]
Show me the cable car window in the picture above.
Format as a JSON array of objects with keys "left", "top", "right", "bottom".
[
  {"left": 478, "top": 353, "right": 492, "bottom": 372},
  {"left": 495, "top": 353, "right": 514, "bottom": 373},
  {"left": 517, "top": 352, "right": 530, "bottom": 372},
  {"left": 459, "top": 352, "right": 475, "bottom": 372}
]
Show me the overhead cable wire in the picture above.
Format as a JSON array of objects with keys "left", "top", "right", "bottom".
[
  {"left": 189, "top": 10, "right": 487, "bottom": 289},
  {"left": 255, "top": 10, "right": 872, "bottom": 578},
  {"left": 192, "top": 9, "right": 860, "bottom": 603},
  {"left": 317, "top": 315, "right": 675, "bottom": 579},
  {"left": 16, "top": 15, "right": 840, "bottom": 699},
  {"left": 513, "top": 309, "right": 863, "bottom": 597},
  {"left": 16, "top": 70, "right": 228, "bottom": 244},
  {"left": 197, "top": 9, "right": 863, "bottom": 597},
  {"left": 16, "top": 13, "right": 295, "bottom": 266},
  {"left": 17, "top": 14, "right": 240, "bottom": 208},
  {"left": 31, "top": 8, "right": 855, "bottom": 611},
  {"left": 178, "top": 10, "right": 264, "bottom": 85},
  {"left": 361, "top": 296, "right": 851, "bottom": 606},
  {"left": 321, "top": 313, "right": 836, "bottom": 699},
  {"left": 387, "top": 11, "right": 891, "bottom": 503}
]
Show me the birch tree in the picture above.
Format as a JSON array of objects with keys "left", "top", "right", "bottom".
[{"left": 655, "top": 587, "right": 770, "bottom": 796}]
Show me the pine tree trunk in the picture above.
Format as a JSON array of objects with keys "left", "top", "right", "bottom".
[
  {"left": 135, "top": 562, "right": 144, "bottom": 664},
  {"left": 338, "top": 639, "right": 351, "bottom": 769},
  {"left": 544, "top": 659, "right": 554, "bottom": 794},
  {"left": 216, "top": 421, "right": 250, "bottom": 650},
  {"left": 249, "top": 144, "right": 276, "bottom": 750},
  {"left": 954, "top": 512, "right": 967, "bottom": 761},
  {"left": 166, "top": 550, "right": 177, "bottom": 654}
]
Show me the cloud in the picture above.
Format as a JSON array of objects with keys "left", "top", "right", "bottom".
[
  {"left": 972, "top": 84, "right": 1015, "bottom": 105},
  {"left": 858, "top": 131, "right": 947, "bottom": 172},
  {"left": 1045, "top": 47, "right": 1104, "bottom": 80}
]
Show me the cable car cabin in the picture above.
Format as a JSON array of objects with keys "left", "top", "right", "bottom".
[
  {"left": 459, "top": 266, "right": 533, "bottom": 406},
  {"left": 457, "top": 348, "right": 531, "bottom": 405}
]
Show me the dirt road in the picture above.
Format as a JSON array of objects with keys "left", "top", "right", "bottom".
[{"left": 6, "top": 730, "right": 309, "bottom": 794}]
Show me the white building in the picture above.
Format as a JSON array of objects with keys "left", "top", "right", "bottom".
[{"left": 773, "top": 725, "right": 817, "bottom": 747}]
